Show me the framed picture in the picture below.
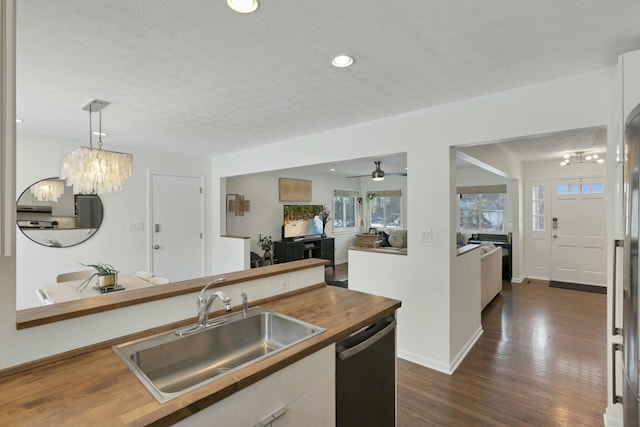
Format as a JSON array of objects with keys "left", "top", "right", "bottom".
[
  {"left": 368, "top": 227, "right": 377, "bottom": 235},
  {"left": 279, "top": 178, "right": 312, "bottom": 202}
]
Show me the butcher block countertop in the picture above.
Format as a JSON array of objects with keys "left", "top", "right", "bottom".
[{"left": 0, "top": 285, "right": 401, "bottom": 426}]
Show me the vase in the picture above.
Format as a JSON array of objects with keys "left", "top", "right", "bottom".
[{"left": 98, "top": 273, "right": 117, "bottom": 288}]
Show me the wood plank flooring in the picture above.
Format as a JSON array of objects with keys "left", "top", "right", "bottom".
[{"left": 396, "top": 279, "right": 607, "bottom": 426}]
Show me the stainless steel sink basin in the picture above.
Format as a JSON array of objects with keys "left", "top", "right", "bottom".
[{"left": 112, "top": 307, "right": 325, "bottom": 403}]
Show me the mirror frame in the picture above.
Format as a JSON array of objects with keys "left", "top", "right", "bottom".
[{"left": 16, "top": 177, "right": 104, "bottom": 248}]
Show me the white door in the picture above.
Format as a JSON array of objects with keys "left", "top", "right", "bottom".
[
  {"left": 551, "top": 178, "right": 606, "bottom": 285},
  {"left": 150, "top": 173, "right": 204, "bottom": 281},
  {"left": 525, "top": 181, "right": 551, "bottom": 279}
]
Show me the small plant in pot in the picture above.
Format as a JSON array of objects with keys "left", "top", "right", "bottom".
[
  {"left": 77, "top": 262, "right": 119, "bottom": 291},
  {"left": 258, "top": 234, "right": 273, "bottom": 258}
]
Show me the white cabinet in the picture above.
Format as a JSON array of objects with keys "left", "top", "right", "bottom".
[{"left": 175, "top": 344, "right": 335, "bottom": 427}]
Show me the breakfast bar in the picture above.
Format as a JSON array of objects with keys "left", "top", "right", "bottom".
[{"left": 0, "top": 266, "right": 401, "bottom": 426}]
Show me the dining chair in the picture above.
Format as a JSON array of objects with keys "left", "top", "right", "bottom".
[{"left": 56, "top": 271, "right": 93, "bottom": 283}]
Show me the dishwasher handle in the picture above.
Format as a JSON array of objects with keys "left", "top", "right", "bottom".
[{"left": 336, "top": 318, "right": 396, "bottom": 360}]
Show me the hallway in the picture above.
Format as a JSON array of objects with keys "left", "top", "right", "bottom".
[{"left": 396, "top": 279, "right": 607, "bottom": 426}]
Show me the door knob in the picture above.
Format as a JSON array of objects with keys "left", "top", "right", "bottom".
[{"left": 154, "top": 245, "right": 160, "bottom": 249}]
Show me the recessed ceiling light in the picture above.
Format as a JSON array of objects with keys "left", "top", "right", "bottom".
[
  {"left": 331, "top": 55, "right": 354, "bottom": 68},
  {"left": 15, "top": 118, "right": 22, "bottom": 123},
  {"left": 92, "top": 131, "right": 107, "bottom": 136},
  {"left": 227, "top": 0, "right": 259, "bottom": 13},
  {"left": 330, "top": 168, "right": 335, "bottom": 172}
]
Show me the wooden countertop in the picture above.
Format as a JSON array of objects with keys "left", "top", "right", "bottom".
[{"left": 0, "top": 285, "right": 401, "bottom": 426}]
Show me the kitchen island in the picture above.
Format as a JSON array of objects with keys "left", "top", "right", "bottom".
[{"left": 0, "top": 283, "right": 401, "bottom": 425}]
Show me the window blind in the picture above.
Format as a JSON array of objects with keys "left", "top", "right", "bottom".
[
  {"left": 456, "top": 185, "right": 506, "bottom": 194},
  {"left": 334, "top": 189, "right": 359, "bottom": 197},
  {"left": 367, "top": 190, "right": 401, "bottom": 197}
]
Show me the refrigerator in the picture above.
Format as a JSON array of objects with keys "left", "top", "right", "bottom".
[{"left": 623, "top": 102, "right": 640, "bottom": 425}]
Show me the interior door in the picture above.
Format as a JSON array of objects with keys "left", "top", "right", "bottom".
[
  {"left": 551, "top": 178, "right": 606, "bottom": 285},
  {"left": 150, "top": 173, "right": 204, "bottom": 281}
]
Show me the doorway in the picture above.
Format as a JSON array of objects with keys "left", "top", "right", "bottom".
[
  {"left": 550, "top": 177, "right": 606, "bottom": 286},
  {"left": 149, "top": 173, "right": 205, "bottom": 281}
]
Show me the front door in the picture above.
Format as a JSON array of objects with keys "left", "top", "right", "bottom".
[
  {"left": 150, "top": 173, "right": 204, "bottom": 281},
  {"left": 550, "top": 178, "right": 606, "bottom": 285}
]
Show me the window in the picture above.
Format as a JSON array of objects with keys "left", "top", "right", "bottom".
[
  {"left": 368, "top": 190, "right": 401, "bottom": 229},
  {"left": 532, "top": 185, "right": 545, "bottom": 231},
  {"left": 557, "top": 182, "right": 604, "bottom": 195},
  {"left": 333, "top": 189, "right": 358, "bottom": 230},
  {"left": 457, "top": 185, "right": 506, "bottom": 232}
]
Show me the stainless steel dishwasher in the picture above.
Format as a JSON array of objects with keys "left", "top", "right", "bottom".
[{"left": 335, "top": 313, "right": 396, "bottom": 427}]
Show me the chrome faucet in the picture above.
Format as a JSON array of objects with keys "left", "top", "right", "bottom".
[
  {"left": 241, "top": 292, "right": 249, "bottom": 318},
  {"left": 196, "top": 279, "right": 232, "bottom": 328}
]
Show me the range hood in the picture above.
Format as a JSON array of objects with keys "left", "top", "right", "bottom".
[{"left": 17, "top": 205, "right": 53, "bottom": 213}]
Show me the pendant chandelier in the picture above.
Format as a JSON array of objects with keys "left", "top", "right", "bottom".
[
  {"left": 60, "top": 100, "right": 133, "bottom": 195},
  {"left": 30, "top": 179, "right": 65, "bottom": 202},
  {"left": 560, "top": 151, "right": 604, "bottom": 166}
]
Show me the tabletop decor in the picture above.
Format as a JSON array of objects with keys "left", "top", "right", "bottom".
[{"left": 77, "top": 262, "right": 119, "bottom": 291}]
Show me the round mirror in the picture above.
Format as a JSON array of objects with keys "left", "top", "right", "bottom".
[{"left": 16, "top": 177, "right": 104, "bottom": 248}]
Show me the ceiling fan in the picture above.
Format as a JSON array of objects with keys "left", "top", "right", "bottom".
[{"left": 347, "top": 161, "right": 408, "bottom": 181}]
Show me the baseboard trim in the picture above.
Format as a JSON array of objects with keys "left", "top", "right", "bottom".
[
  {"left": 449, "top": 325, "right": 483, "bottom": 374},
  {"left": 604, "top": 403, "right": 623, "bottom": 427},
  {"left": 397, "top": 350, "right": 451, "bottom": 375},
  {"left": 511, "top": 275, "right": 526, "bottom": 284},
  {"left": 397, "top": 325, "right": 483, "bottom": 375}
]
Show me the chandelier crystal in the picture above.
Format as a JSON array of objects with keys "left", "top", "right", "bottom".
[
  {"left": 60, "top": 100, "right": 133, "bottom": 195},
  {"left": 61, "top": 147, "right": 132, "bottom": 194},
  {"left": 30, "top": 179, "right": 65, "bottom": 202}
]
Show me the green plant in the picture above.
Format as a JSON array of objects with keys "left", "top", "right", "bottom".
[
  {"left": 45, "top": 239, "right": 62, "bottom": 247},
  {"left": 77, "top": 262, "right": 119, "bottom": 291},
  {"left": 81, "top": 262, "right": 118, "bottom": 275},
  {"left": 321, "top": 205, "right": 331, "bottom": 227},
  {"left": 258, "top": 234, "right": 273, "bottom": 254}
]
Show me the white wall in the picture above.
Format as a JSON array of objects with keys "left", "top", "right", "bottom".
[
  {"left": 15, "top": 131, "right": 213, "bottom": 309},
  {"left": 450, "top": 247, "right": 482, "bottom": 373},
  {"left": 212, "top": 68, "right": 613, "bottom": 373},
  {"left": 457, "top": 145, "right": 523, "bottom": 281},
  {"left": 224, "top": 169, "right": 407, "bottom": 266},
  {"left": 0, "top": 6, "right": 614, "bottom": 371}
]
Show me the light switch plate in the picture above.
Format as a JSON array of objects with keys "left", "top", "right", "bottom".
[
  {"left": 127, "top": 221, "right": 144, "bottom": 231},
  {"left": 420, "top": 228, "right": 432, "bottom": 242}
]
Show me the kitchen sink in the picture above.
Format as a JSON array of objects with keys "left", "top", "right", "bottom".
[{"left": 112, "top": 307, "right": 325, "bottom": 403}]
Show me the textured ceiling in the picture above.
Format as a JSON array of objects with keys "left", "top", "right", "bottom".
[
  {"left": 499, "top": 126, "right": 607, "bottom": 162},
  {"left": 16, "top": 1, "right": 640, "bottom": 161}
]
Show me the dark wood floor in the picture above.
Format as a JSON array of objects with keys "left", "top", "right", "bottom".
[
  {"left": 325, "top": 262, "right": 348, "bottom": 282},
  {"left": 396, "top": 279, "right": 607, "bottom": 426}
]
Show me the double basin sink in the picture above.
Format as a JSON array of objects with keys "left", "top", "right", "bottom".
[{"left": 112, "top": 307, "right": 325, "bottom": 403}]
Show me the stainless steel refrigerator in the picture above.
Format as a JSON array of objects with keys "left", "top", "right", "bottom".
[{"left": 623, "top": 102, "right": 640, "bottom": 425}]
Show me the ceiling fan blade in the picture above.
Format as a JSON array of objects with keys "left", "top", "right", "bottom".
[{"left": 346, "top": 172, "right": 407, "bottom": 178}]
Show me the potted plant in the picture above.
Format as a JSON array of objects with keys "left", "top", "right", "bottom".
[
  {"left": 258, "top": 234, "right": 273, "bottom": 258},
  {"left": 77, "top": 262, "right": 119, "bottom": 291},
  {"left": 321, "top": 206, "right": 331, "bottom": 237}
]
